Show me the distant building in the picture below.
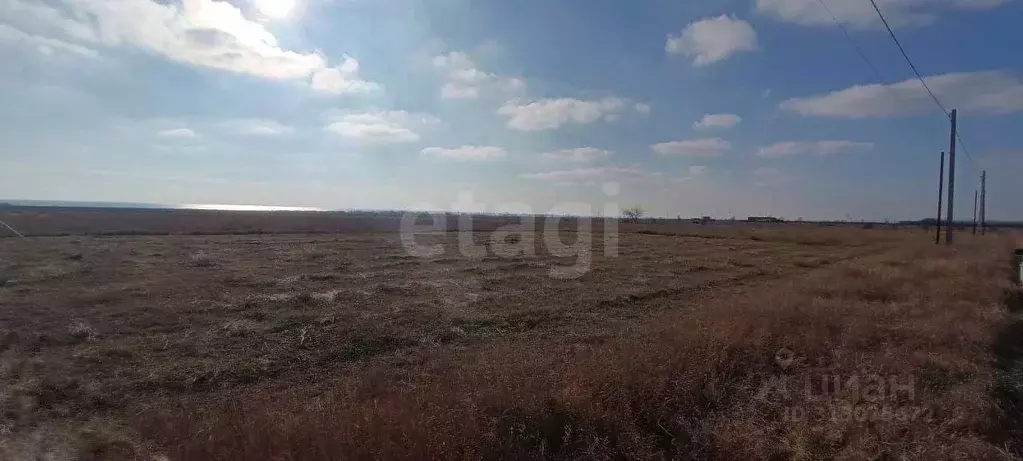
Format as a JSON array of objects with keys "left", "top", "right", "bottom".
[{"left": 747, "top": 216, "right": 783, "bottom": 223}]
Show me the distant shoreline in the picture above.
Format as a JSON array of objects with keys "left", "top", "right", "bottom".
[
  {"left": 1, "top": 200, "right": 1020, "bottom": 226},
  {"left": 0, "top": 199, "right": 324, "bottom": 212}
]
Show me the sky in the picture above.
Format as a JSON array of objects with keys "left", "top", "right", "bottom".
[{"left": 0, "top": 0, "right": 1021, "bottom": 221}]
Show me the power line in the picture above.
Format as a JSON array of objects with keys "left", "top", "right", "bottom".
[
  {"left": 956, "top": 132, "right": 978, "bottom": 167},
  {"left": 866, "top": 0, "right": 982, "bottom": 172},
  {"left": 815, "top": 0, "right": 886, "bottom": 82},
  {"left": 793, "top": 0, "right": 889, "bottom": 150},
  {"left": 867, "top": 0, "right": 949, "bottom": 116}
]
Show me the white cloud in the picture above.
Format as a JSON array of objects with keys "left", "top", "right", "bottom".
[
  {"left": 651, "top": 138, "right": 731, "bottom": 157},
  {"left": 666, "top": 15, "right": 758, "bottom": 66},
  {"left": 0, "top": 0, "right": 97, "bottom": 45},
  {"left": 673, "top": 165, "right": 711, "bottom": 183},
  {"left": 755, "top": 0, "right": 1008, "bottom": 30},
  {"left": 310, "top": 56, "right": 381, "bottom": 95},
  {"left": 157, "top": 128, "right": 199, "bottom": 139},
  {"left": 433, "top": 51, "right": 475, "bottom": 74},
  {"left": 522, "top": 166, "right": 660, "bottom": 182},
  {"left": 440, "top": 82, "right": 480, "bottom": 100},
  {"left": 0, "top": 0, "right": 379, "bottom": 93},
  {"left": 421, "top": 146, "right": 507, "bottom": 161},
  {"left": 694, "top": 113, "right": 742, "bottom": 129},
  {"left": 498, "top": 97, "right": 628, "bottom": 131},
  {"left": 0, "top": 24, "right": 97, "bottom": 57},
  {"left": 324, "top": 111, "right": 439, "bottom": 144},
  {"left": 756, "top": 140, "right": 874, "bottom": 158},
  {"left": 781, "top": 71, "right": 1023, "bottom": 118},
  {"left": 540, "top": 148, "right": 614, "bottom": 163},
  {"left": 634, "top": 103, "right": 652, "bottom": 114},
  {"left": 433, "top": 51, "right": 524, "bottom": 100},
  {"left": 226, "top": 120, "right": 295, "bottom": 136}
]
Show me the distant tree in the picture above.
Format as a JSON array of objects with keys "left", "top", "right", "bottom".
[{"left": 622, "top": 206, "right": 644, "bottom": 223}]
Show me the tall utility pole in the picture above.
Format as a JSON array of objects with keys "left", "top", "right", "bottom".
[
  {"left": 945, "top": 109, "right": 958, "bottom": 245},
  {"left": 935, "top": 151, "right": 945, "bottom": 245},
  {"left": 972, "top": 189, "right": 978, "bottom": 235},
  {"left": 980, "top": 170, "right": 987, "bottom": 235}
]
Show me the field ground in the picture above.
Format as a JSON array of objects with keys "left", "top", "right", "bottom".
[{"left": 0, "top": 210, "right": 1021, "bottom": 460}]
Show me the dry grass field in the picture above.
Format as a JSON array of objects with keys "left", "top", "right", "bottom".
[{"left": 0, "top": 209, "right": 1020, "bottom": 460}]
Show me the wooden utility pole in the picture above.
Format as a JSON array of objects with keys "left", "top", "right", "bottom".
[
  {"left": 935, "top": 151, "right": 945, "bottom": 245},
  {"left": 980, "top": 170, "right": 987, "bottom": 235},
  {"left": 972, "top": 189, "right": 978, "bottom": 235},
  {"left": 945, "top": 109, "right": 957, "bottom": 245}
]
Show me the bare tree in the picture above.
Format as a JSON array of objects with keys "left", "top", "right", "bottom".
[{"left": 622, "top": 205, "right": 644, "bottom": 223}]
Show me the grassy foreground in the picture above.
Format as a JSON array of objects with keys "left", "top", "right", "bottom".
[{"left": 132, "top": 236, "right": 1022, "bottom": 460}]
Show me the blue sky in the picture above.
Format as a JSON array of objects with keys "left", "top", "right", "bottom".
[{"left": 0, "top": 0, "right": 1020, "bottom": 220}]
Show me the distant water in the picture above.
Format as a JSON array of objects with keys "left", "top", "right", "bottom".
[
  {"left": 0, "top": 199, "right": 170, "bottom": 209},
  {"left": 178, "top": 204, "right": 325, "bottom": 212},
  {"left": 0, "top": 199, "right": 324, "bottom": 212}
]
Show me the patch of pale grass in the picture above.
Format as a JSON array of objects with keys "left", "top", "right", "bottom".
[
  {"left": 67, "top": 320, "right": 96, "bottom": 342},
  {"left": 189, "top": 251, "right": 214, "bottom": 267},
  {"left": 311, "top": 290, "right": 344, "bottom": 304},
  {"left": 25, "top": 263, "right": 78, "bottom": 282}
]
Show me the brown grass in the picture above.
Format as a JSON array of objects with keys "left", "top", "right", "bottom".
[
  {"left": 132, "top": 237, "right": 1021, "bottom": 460},
  {"left": 0, "top": 213, "right": 1019, "bottom": 460}
]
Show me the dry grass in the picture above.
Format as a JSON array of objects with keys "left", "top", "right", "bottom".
[
  {"left": 131, "top": 237, "right": 1021, "bottom": 460},
  {"left": 0, "top": 215, "right": 1018, "bottom": 460}
]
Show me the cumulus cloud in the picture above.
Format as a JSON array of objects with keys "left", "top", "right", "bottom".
[
  {"left": 498, "top": 97, "right": 628, "bottom": 131},
  {"left": 755, "top": 0, "right": 1008, "bottom": 30},
  {"left": 421, "top": 146, "right": 507, "bottom": 161},
  {"left": 157, "top": 128, "right": 199, "bottom": 139},
  {"left": 226, "top": 119, "right": 295, "bottom": 136},
  {"left": 540, "top": 148, "right": 614, "bottom": 163},
  {"left": 440, "top": 83, "right": 480, "bottom": 100},
  {"left": 694, "top": 113, "right": 742, "bottom": 129},
  {"left": 433, "top": 51, "right": 524, "bottom": 100},
  {"left": 634, "top": 103, "right": 652, "bottom": 115},
  {"left": 310, "top": 56, "right": 381, "bottom": 95},
  {"left": 781, "top": 71, "right": 1023, "bottom": 118},
  {"left": 324, "top": 111, "right": 439, "bottom": 144},
  {"left": 522, "top": 166, "right": 660, "bottom": 182},
  {"left": 756, "top": 140, "right": 874, "bottom": 158},
  {"left": 666, "top": 15, "right": 758, "bottom": 66},
  {"left": 651, "top": 138, "right": 731, "bottom": 157},
  {"left": 0, "top": 24, "right": 97, "bottom": 57},
  {"left": 672, "top": 165, "right": 711, "bottom": 183},
  {"left": 0, "top": 0, "right": 379, "bottom": 93}
]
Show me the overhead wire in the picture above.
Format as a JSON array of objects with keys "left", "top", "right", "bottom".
[
  {"left": 864, "top": 0, "right": 982, "bottom": 174},
  {"left": 814, "top": 0, "right": 886, "bottom": 82},
  {"left": 866, "top": 0, "right": 949, "bottom": 116}
]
